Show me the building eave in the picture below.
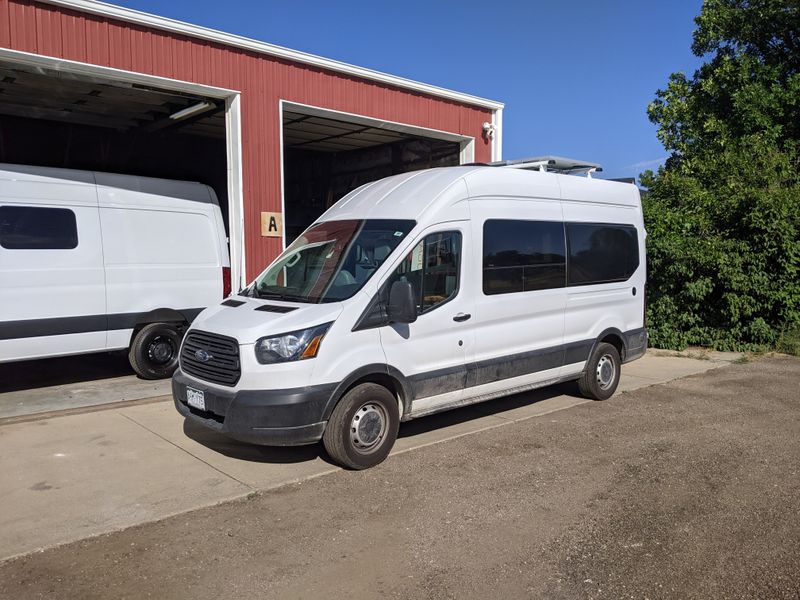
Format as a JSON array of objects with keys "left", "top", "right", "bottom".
[{"left": 39, "top": 0, "right": 505, "bottom": 112}]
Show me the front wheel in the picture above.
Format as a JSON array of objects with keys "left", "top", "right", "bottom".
[
  {"left": 578, "top": 342, "right": 621, "bottom": 400},
  {"left": 128, "top": 322, "right": 183, "bottom": 380},
  {"left": 323, "top": 383, "right": 400, "bottom": 470}
]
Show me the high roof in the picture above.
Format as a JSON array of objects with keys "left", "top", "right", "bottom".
[
  {"left": 40, "top": 0, "right": 504, "bottom": 112},
  {"left": 319, "top": 166, "right": 641, "bottom": 225}
]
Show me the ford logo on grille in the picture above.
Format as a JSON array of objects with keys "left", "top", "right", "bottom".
[{"left": 194, "top": 349, "right": 213, "bottom": 362}]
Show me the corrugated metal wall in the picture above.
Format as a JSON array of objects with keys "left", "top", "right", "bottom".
[{"left": 0, "top": 0, "right": 494, "bottom": 277}]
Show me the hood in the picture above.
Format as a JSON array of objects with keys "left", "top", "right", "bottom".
[{"left": 190, "top": 296, "right": 344, "bottom": 344}]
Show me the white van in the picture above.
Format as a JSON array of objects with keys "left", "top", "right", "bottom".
[
  {"left": 173, "top": 159, "right": 647, "bottom": 469},
  {"left": 0, "top": 164, "right": 230, "bottom": 379}
]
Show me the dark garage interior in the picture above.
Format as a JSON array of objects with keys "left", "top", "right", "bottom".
[
  {"left": 0, "top": 62, "right": 467, "bottom": 247},
  {"left": 0, "top": 62, "right": 229, "bottom": 231},
  {"left": 282, "top": 110, "right": 461, "bottom": 242}
]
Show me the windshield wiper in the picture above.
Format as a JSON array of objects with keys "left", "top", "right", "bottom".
[
  {"left": 254, "top": 290, "right": 281, "bottom": 299},
  {"left": 254, "top": 289, "right": 313, "bottom": 303}
]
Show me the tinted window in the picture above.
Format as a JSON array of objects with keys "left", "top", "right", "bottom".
[
  {"left": 389, "top": 231, "right": 461, "bottom": 313},
  {"left": 567, "top": 223, "right": 639, "bottom": 285},
  {"left": 483, "top": 220, "right": 566, "bottom": 294},
  {"left": 0, "top": 206, "right": 78, "bottom": 250}
]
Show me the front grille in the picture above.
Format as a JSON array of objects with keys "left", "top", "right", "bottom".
[{"left": 180, "top": 330, "right": 241, "bottom": 386}]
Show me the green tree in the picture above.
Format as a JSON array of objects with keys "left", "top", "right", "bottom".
[{"left": 642, "top": 0, "right": 800, "bottom": 351}]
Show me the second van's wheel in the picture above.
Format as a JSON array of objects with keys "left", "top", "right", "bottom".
[
  {"left": 129, "top": 323, "right": 183, "bottom": 380},
  {"left": 578, "top": 342, "right": 621, "bottom": 400},
  {"left": 323, "top": 383, "right": 400, "bottom": 470}
]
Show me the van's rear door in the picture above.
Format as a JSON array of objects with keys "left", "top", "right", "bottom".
[{"left": 96, "top": 174, "right": 222, "bottom": 350}]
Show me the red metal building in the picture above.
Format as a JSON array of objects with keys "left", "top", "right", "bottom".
[{"left": 0, "top": 0, "right": 503, "bottom": 288}]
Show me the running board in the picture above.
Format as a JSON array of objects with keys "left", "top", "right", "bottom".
[{"left": 405, "top": 373, "right": 581, "bottom": 421}]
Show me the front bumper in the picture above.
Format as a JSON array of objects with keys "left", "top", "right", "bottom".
[{"left": 172, "top": 369, "right": 335, "bottom": 446}]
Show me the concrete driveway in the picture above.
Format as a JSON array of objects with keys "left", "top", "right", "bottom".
[
  {"left": 0, "top": 351, "right": 736, "bottom": 562},
  {"left": 0, "top": 353, "right": 171, "bottom": 420}
]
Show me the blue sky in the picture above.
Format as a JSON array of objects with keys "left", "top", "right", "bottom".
[{"left": 114, "top": 0, "right": 704, "bottom": 181}]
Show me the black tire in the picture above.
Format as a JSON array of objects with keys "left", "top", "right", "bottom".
[
  {"left": 128, "top": 322, "right": 183, "bottom": 380},
  {"left": 322, "top": 383, "right": 400, "bottom": 470},
  {"left": 578, "top": 342, "right": 621, "bottom": 400}
]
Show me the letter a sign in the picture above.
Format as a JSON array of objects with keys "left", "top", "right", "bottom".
[{"left": 260, "top": 212, "right": 283, "bottom": 238}]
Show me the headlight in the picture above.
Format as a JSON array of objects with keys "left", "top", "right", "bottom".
[{"left": 254, "top": 322, "right": 333, "bottom": 364}]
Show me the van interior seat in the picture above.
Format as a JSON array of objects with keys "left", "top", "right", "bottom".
[
  {"left": 333, "top": 270, "right": 356, "bottom": 286},
  {"left": 354, "top": 243, "right": 393, "bottom": 283}
]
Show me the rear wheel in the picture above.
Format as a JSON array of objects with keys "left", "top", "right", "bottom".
[
  {"left": 323, "top": 383, "right": 399, "bottom": 470},
  {"left": 128, "top": 322, "right": 183, "bottom": 380},
  {"left": 578, "top": 342, "right": 621, "bottom": 400}
]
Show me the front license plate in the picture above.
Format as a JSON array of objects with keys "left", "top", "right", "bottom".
[{"left": 186, "top": 387, "right": 205, "bottom": 411}]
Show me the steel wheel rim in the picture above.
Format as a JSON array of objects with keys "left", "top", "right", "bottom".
[
  {"left": 349, "top": 403, "right": 388, "bottom": 454},
  {"left": 596, "top": 354, "right": 616, "bottom": 390},
  {"left": 148, "top": 335, "right": 175, "bottom": 365}
]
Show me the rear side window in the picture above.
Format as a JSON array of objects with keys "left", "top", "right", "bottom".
[
  {"left": 566, "top": 223, "right": 639, "bottom": 285},
  {"left": 483, "top": 220, "right": 566, "bottom": 294},
  {"left": 0, "top": 205, "right": 78, "bottom": 250}
]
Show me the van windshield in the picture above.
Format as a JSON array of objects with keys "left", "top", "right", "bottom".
[{"left": 247, "top": 219, "right": 416, "bottom": 303}]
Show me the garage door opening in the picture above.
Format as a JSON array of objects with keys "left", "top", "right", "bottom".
[
  {"left": 281, "top": 104, "right": 472, "bottom": 244},
  {"left": 0, "top": 61, "right": 229, "bottom": 228}
]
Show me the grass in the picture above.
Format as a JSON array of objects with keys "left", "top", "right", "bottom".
[{"left": 777, "top": 325, "right": 800, "bottom": 357}]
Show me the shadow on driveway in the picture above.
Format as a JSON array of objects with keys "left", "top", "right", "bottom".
[
  {"left": 181, "top": 379, "right": 586, "bottom": 466},
  {"left": 183, "top": 419, "right": 327, "bottom": 465},
  {"left": 0, "top": 352, "right": 134, "bottom": 393}
]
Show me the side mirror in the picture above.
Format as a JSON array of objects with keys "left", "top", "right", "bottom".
[{"left": 387, "top": 281, "right": 418, "bottom": 324}]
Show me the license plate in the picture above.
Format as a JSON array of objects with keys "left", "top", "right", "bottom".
[{"left": 186, "top": 387, "right": 205, "bottom": 411}]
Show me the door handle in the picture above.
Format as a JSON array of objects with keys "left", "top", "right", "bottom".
[{"left": 453, "top": 313, "right": 471, "bottom": 322}]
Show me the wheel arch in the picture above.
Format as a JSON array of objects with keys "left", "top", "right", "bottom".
[
  {"left": 127, "top": 308, "right": 198, "bottom": 345},
  {"left": 322, "top": 364, "right": 412, "bottom": 423},
  {"left": 589, "top": 327, "right": 627, "bottom": 364}
]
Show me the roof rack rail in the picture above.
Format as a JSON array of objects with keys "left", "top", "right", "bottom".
[{"left": 488, "top": 155, "right": 603, "bottom": 177}]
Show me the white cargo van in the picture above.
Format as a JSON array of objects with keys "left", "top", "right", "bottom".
[
  {"left": 173, "top": 158, "right": 647, "bottom": 469},
  {"left": 0, "top": 164, "right": 230, "bottom": 379}
]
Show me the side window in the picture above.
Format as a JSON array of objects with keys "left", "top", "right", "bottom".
[
  {"left": 483, "top": 219, "right": 566, "bottom": 295},
  {"left": 566, "top": 223, "right": 639, "bottom": 286},
  {"left": 0, "top": 205, "right": 78, "bottom": 250},
  {"left": 390, "top": 231, "right": 461, "bottom": 314}
]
